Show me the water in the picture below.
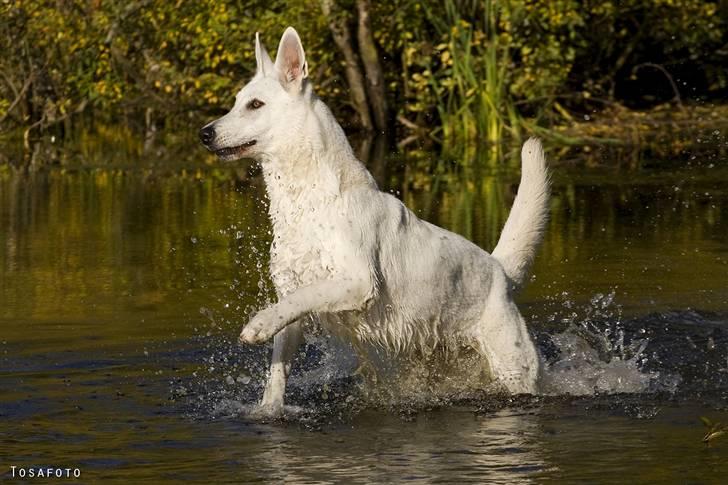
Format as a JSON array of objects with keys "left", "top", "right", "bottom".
[{"left": 1, "top": 149, "right": 728, "bottom": 482}]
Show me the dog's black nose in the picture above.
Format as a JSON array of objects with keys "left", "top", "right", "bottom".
[{"left": 199, "top": 125, "right": 215, "bottom": 146}]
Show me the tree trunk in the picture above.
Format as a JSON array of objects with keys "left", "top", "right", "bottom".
[
  {"left": 355, "top": 0, "right": 388, "bottom": 134},
  {"left": 357, "top": 133, "right": 388, "bottom": 185},
  {"left": 320, "top": 0, "right": 373, "bottom": 132}
]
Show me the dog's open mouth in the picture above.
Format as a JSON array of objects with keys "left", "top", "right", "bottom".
[{"left": 214, "top": 140, "right": 256, "bottom": 159}]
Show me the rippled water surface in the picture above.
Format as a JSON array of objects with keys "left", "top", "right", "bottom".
[{"left": 1, "top": 147, "right": 728, "bottom": 483}]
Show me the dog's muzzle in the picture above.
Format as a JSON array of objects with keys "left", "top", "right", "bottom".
[{"left": 199, "top": 123, "right": 256, "bottom": 160}]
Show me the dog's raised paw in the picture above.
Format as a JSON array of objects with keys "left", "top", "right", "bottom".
[
  {"left": 239, "top": 311, "right": 277, "bottom": 344},
  {"left": 239, "top": 325, "right": 266, "bottom": 344},
  {"left": 238, "top": 326, "right": 257, "bottom": 345}
]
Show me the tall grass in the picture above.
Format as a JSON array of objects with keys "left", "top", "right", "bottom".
[{"left": 424, "top": 0, "right": 522, "bottom": 162}]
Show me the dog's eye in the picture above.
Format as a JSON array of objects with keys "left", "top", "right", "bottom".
[{"left": 246, "top": 99, "right": 265, "bottom": 110}]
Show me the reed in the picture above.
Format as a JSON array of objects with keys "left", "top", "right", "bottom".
[{"left": 424, "top": 0, "right": 522, "bottom": 162}]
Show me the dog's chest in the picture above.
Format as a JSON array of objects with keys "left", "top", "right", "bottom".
[{"left": 267, "top": 188, "right": 344, "bottom": 295}]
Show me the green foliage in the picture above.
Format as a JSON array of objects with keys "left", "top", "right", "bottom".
[
  {"left": 573, "top": 0, "right": 726, "bottom": 99},
  {"left": 0, "top": 0, "right": 339, "bottom": 130},
  {"left": 0, "top": 0, "right": 725, "bottom": 154},
  {"left": 381, "top": 0, "right": 587, "bottom": 151}
]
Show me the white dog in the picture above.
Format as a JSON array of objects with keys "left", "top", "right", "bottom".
[{"left": 199, "top": 27, "right": 550, "bottom": 415}]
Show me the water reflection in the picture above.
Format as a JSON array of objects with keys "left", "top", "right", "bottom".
[
  {"left": 0, "top": 169, "right": 269, "bottom": 337},
  {"left": 1, "top": 149, "right": 728, "bottom": 482},
  {"left": 237, "top": 409, "right": 544, "bottom": 484},
  {"left": 1, "top": 162, "right": 727, "bottom": 346}
]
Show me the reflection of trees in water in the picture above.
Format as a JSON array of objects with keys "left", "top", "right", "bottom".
[
  {"left": 0, "top": 170, "right": 271, "bottom": 321},
  {"left": 399, "top": 160, "right": 727, "bottom": 256},
  {"left": 378, "top": 151, "right": 728, "bottom": 310},
  {"left": 1, "top": 157, "right": 726, "bottom": 321},
  {"left": 246, "top": 409, "right": 544, "bottom": 483}
]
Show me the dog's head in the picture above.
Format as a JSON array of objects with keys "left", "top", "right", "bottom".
[{"left": 199, "top": 27, "right": 310, "bottom": 161}]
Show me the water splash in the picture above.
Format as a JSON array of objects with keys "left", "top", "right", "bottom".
[
  {"left": 174, "top": 282, "right": 728, "bottom": 421},
  {"left": 542, "top": 329, "right": 658, "bottom": 395},
  {"left": 541, "top": 291, "right": 680, "bottom": 395}
]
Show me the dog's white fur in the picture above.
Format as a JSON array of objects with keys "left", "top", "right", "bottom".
[{"left": 201, "top": 27, "right": 551, "bottom": 415}]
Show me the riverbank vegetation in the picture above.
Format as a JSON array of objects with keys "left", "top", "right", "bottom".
[{"left": 1, "top": 0, "right": 726, "bottom": 165}]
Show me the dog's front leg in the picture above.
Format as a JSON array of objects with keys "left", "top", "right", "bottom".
[
  {"left": 258, "top": 321, "right": 303, "bottom": 414},
  {"left": 239, "top": 277, "right": 370, "bottom": 345}
]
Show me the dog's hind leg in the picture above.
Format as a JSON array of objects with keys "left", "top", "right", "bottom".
[
  {"left": 473, "top": 300, "right": 541, "bottom": 395},
  {"left": 258, "top": 321, "right": 303, "bottom": 414}
]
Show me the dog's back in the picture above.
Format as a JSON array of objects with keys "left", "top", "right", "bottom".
[{"left": 326, "top": 183, "right": 529, "bottom": 353}]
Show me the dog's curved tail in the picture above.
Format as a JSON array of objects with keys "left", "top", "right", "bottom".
[{"left": 492, "top": 138, "right": 551, "bottom": 293}]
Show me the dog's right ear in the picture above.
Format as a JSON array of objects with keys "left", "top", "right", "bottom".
[
  {"left": 255, "top": 32, "right": 275, "bottom": 76},
  {"left": 274, "top": 27, "right": 308, "bottom": 93}
]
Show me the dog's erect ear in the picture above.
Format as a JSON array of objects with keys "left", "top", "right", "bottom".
[
  {"left": 274, "top": 27, "right": 308, "bottom": 92},
  {"left": 255, "top": 32, "right": 275, "bottom": 76}
]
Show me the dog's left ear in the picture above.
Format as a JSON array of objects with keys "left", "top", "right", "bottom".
[
  {"left": 274, "top": 27, "right": 308, "bottom": 92},
  {"left": 255, "top": 32, "right": 275, "bottom": 76}
]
